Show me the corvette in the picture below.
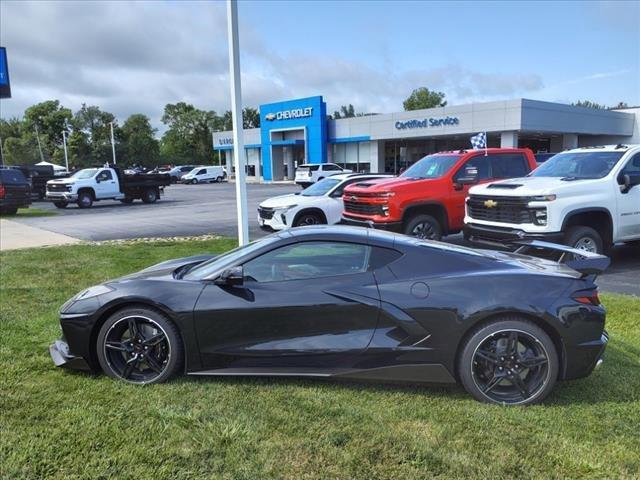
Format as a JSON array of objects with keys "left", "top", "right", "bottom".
[{"left": 50, "top": 226, "right": 609, "bottom": 405}]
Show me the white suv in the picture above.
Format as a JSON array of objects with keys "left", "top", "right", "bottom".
[
  {"left": 294, "top": 163, "right": 352, "bottom": 187},
  {"left": 464, "top": 144, "right": 640, "bottom": 254},
  {"left": 258, "top": 173, "right": 392, "bottom": 230}
]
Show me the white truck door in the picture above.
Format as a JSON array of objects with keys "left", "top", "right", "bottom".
[
  {"left": 616, "top": 152, "right": 640, "bottom": 240},
  {"left": 94, "top": 169, "right": 119, "bottom": 199}
]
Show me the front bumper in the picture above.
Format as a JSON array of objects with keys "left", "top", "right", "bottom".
[
  {"left": 464, "top": 223, "right": 564, "bottom": 247},
  {"left": 341, "top": 216, "right": 403, "bottom": 233},
  {"left": 49, "top": 339, "right": 92, "bottom": 371},
  {"left": 46, "top": 192, "right": 78, "bottom": 202}
]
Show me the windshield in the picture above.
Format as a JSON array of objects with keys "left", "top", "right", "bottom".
[
  {"left": 183, "top": 236, "right": 278, "bottom": 280},
  {"left": 400, "top": 155, "right": 460, "bottom": 179},
  {"left": 71, "top": 168, "right": 98, "bottom": 179},
  {"left": 301, "top": 177, "right": 341, "bottom": 196},
  {"left": 531, "top": 151, "right": 625, "bottom": 179}
]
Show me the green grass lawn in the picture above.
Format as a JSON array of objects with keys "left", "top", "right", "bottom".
[
  {"left": 1, "top": 239, "right": 639, "bottom": 479},
  {"left": 0, "top": 206, "right": 59, "bottom": 218}
]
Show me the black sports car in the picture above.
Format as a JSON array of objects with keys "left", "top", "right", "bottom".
[{"left": 50, "top": 226, "right": 609, "bottom": 405}]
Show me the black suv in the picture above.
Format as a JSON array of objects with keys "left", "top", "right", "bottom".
[{"left": 0, "top": 168, "right": 31, "bottom": 215}]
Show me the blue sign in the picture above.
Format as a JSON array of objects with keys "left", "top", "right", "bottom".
[
  {"left": 260, "top": 96, "right": 327, "bottom": 181},
  {"left": 395, "top": 116, "right": 459, "bottom": 130},
  {"left": 0, "top": 47, "right": 10, "bottom": 98}
]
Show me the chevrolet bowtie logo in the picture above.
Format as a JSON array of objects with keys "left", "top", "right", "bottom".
[
  {"left": 350, "top": 195, "right": 358, "bottom": 201},
  {"left": 265, "top": 113, "right": 276, "bottom": 121},
  {"left": 484, "top": 199, "right": 498, "bottom": 208}
]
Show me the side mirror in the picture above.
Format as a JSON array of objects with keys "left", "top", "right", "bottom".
[
  {"left": 454, "top": 166, "right": 479, "bottom": 190},
  {"left": 619, "top": 173, "right": 640, "bottom": 193},
  {"left": 214, "top": 266, "right": 244, "bottom": 286}
]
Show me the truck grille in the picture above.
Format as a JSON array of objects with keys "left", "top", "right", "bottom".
[
  {"left": 258, "top": 207, "right": 274, "bottom": 220},
  {"left": 467, "top": 195, "right": 533, "bottom": 224},
  {"left": 344, "top": 200, "right": 384, "bottom": 216},
  {"left": 47, "top": 184, "right": 70, "bottom": 192}
]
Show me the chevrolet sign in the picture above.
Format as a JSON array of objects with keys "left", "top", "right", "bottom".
[
  {"left": 265, "top": 107, "right": 313, "bottom": 121},
  {"left": 484, "top": 199, "right": 498, "bottom": 208}
]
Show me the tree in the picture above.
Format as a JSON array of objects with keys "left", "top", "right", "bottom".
[
  {"left": 333, "top": 104, "right": 356, "bottom": 119},
  {"left": 120, "top": 114, "right": 160, "bottom": 168},
  {"left": 242, "top": 107, "right": 260, "bottom": 129},
  {"left": 160, "top": 102, "right": 216, "bottom": 165},
  {"left": 613, "top": 102, "right": 629, "bottom": 109},
  {"left": 23, "top": 100, "right": 73, "bottom": 163},
  {"left": 403, "top": 88, "right": 447, "bottom": 111},
  {"left": 73, "top": 104, "right": 118, "bottom": 166},
  {"left": 571, "top": 100, "right": 608, "bottom": 110}
]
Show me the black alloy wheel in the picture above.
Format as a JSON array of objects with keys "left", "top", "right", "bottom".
[
  {"left": 405, "top": 214, "right": 443, "bottom": 241},
  {"left": 459, "top": 319, "right": 558, "bottom": 405},
  {"left": 97, "top": 308, "right": 183, "bottom": 384},
  {"left": 294, "top": 212, "right": 323, "bottom": 227}
]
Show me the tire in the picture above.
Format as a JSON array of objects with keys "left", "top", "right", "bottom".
[
  {"left": 564, "top": 226, "right": 603, "bottom": 255},
  {"left": 77, "top": 191, "right": 93, "bottom": 209},
  {"left": 458, "top": 317, "right": 558, "bottom": 406},
  {"left": 294, "top": 211, "right": 325, "bottom": 227},
  {"left": 216, "top": 176, "right": 222, "bottom": 183},
  {"left": 1, "top": 207, "right": 18, "bottom": 215},
  {"left": 404, "top": 214, "right": 443, "bottom": 241},
  {"left": 191, "top": 179, "right": 198, "bottom": 185},
  {"left": 96, "top": 306, "right": 183, "bottom": 385},
  {"left": 141, "top": 188, "right": 158, "bottom": 204},
  {"left": 53, "top": 201, "right": 68, "bottom": 209}
]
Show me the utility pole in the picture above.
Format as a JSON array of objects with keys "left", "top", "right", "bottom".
[
  {"left": 62, "top": 130, "right": 69, "bottom": 172},
  {"left": 109, "top": 121, "right": 117, "bottom": 165},
  {"left": 34, "top": 123, "right": 45, "bottom": 163},
  {"left": 0, "top": 137, "right": 4, "bottom": 166},
  {"left": 226, "top": 0, "right": 249, "bottom": 245}
]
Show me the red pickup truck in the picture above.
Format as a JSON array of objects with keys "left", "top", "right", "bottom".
[{"left": 342, "top": 148, "right": 537, "bottom": 240}]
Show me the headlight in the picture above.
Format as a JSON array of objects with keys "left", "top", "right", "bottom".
[
  {"left": 529, "top": 194, "right": 556, "bottom": 202},
  {"left": 276, "top": 204, "right": 298, "bottom": 212},
  {"left": 74, "top": 285, "right": 114, "bottom": 300}
]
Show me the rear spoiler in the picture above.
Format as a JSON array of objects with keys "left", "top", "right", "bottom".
[{"left": 510, "top": 240, "right": 610, "bottom": 277}]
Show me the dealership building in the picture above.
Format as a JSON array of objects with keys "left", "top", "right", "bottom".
[{"left": 212, "top": 95, "right": 640, "bottom": 181}]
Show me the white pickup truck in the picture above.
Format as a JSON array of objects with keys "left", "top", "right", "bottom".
[
  {"left": 46, "top": 166, "right": 171, "bottom": 209},
  {"left": 464, "top": 144, "right": 640, "bottom": 254}
]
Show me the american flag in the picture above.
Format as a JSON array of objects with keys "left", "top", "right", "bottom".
[{"left": 470, "top": 132, "right": 487, "bottom": 150}]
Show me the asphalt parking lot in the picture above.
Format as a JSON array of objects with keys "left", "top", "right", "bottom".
[{"left": 12, "top": 182, "right": 640, "bottom": 295}]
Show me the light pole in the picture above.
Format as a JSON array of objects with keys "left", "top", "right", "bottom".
[
  {"left": 62, "top": 129, "right": 69, "bottom": 172},
  {"left": 226, "top": 0, "right": 249, "bottom": 245},
  {"left": 34, "top": 123, "right": 45, "bottom": 163},
  {"left": 109, "top": 121, "right": 117, "bottom": 165},
  {"left": 0, "top": 137, "right": 4, "bottom": 166}
]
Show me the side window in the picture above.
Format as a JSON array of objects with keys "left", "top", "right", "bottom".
[
  {"left": 181, "top": 167, "right": 192, "bottom": 172},
  {"left": 324, "top": 164, "right": 340, "bottom": 171},
  {"left": 197, "top": 169, "right": 206, "bottom": 175},
  {"left": 490, "top": 154, "right": 529, "bottom": 178},
  {"left": 621, "top": 153, "right": 640, "bottom": 175},
  {"left": 97, "top": 170, "right": 112, "bottom": 181},
  {"left": 454, "top": 156, "right": 491, "bottom": 181},
  {"left": 243, "top": 241, "right": 371, "bottom": 283}
]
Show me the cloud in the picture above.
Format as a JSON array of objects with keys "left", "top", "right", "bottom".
[{"left": 0, "top": 0, "right": 545, "bottom": 131}]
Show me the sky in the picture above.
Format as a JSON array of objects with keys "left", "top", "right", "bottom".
[{"left": 0, "top": 0, "right": 638, "bottom": 132}]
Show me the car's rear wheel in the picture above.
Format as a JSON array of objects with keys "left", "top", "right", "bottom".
[
  {"left": 405, "top": 214, "right": 443, "bottom": 241},
  {"left": 294, "top": 211, "right": 324, "bottom": 227},
  {"left": 53, "top": 201, "right": 68, "bottom": 209},
  {"left": 458, "top": 318, "right": 558, "bottom": 405},
  {"left": 141, "top": 188, "right": 158, "bottom": 204},
  {"left": 565, "top": 226, "right": 603, "bottom": 255},
  {"left": 96, "top": 307, "right": 183, "bottom": 384}
]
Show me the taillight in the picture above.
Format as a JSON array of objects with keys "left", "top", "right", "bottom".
[
  {"left": 0, "top": 185, "right": 5, "bottom": 199},
  {"left": 573, "top": 290, "right": 601, "bottom": 306}
]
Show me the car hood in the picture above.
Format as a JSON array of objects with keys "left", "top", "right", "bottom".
[
  {"left": 115, "top": 254, "right": 215, "bottom": 282},
  {"left": 260, "top": 193, "right": 317, "bottom": 208},
  {"left": 469, "top": 176, "right": 603, "bottom": 197},
  {"left": 47, "top": 178, "right": 76, "bottom": 185},
  {"left": 344, "top": 176, "right": 437, "bottom": 193}
]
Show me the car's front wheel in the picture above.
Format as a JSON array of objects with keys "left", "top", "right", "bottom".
[
  {"left": 294, "top": 211, "right": 324, "bottom": 227},
  {"left": 565, "top": 226, "right": 604, "bottom": 255},
  {"left": 405, "top": 214, "right": 443, "bottom": 241},
  {"left": 96, "top": 307, "right": 183, "bottom": 384},
  {"left": 458, "top": 318, "right": 558, "bottom": 405}
]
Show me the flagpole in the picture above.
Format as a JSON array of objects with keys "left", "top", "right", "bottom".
[{"left": 484, "top": 132, "right": 488, "bottom": 156}]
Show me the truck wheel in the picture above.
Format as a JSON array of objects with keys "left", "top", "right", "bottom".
[
  {"left": 142, "top": 188, "right": 158, "bottom": 204},
  {"left": 216, "top": 176, "right": 222, "bottom": 183},
  {"left": 77, "top": 191, "right": 93, "bottom": 209},
  {"left": 405, "top": 214, "right": 443, "bottom": 241},
  {"left": 565, "top": 226, "right": 603, "bottom": 255},
  {"left": 53, "top": 201, "right": 68, "bottom": 209}
]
